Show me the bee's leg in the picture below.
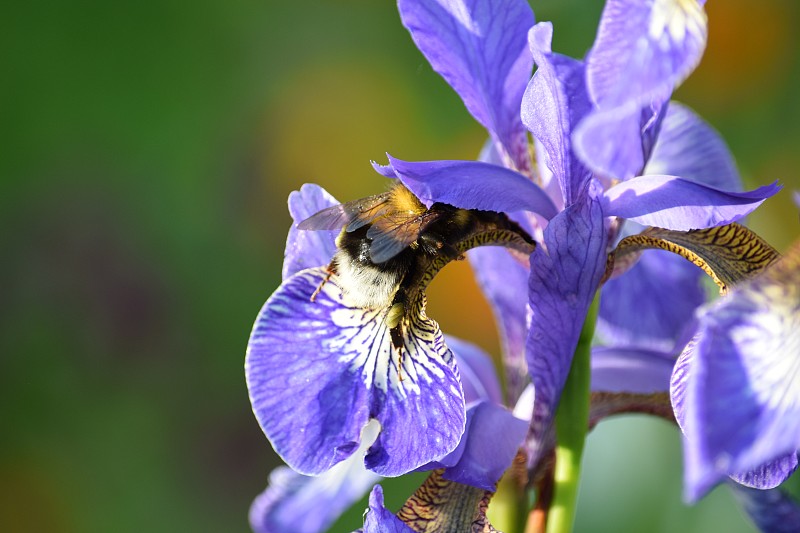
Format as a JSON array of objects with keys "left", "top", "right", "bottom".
[{"left": 310, "top": 263, "right": 335, "bottom": 302}]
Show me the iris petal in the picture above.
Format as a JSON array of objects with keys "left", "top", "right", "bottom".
[
  {"left": 671, "top": 245, "right": 800, "bottom": 500},
  {"left": 731, "top": 484, "right": 800, "bottom": 533},
  {"left": 397, "top": 0, "right": 535, "bottom": 171},
  {"left": 362, "top": 485, "right": 415, "bottom": 533},
  {"left": 249, "top": 423, "right": 380, "bottom": 533},
  {"left": 598, "top": 249, "right": 704, "bottom": 351},
  {"left": 467, "top": 247, "right": 530, "bottom": 400},
  {"left": 729, "top": 455, "right": 799, "bottom": 491},
  {"left": 586, "top": 0, "right": 707, "bottom": 108},
  {"left": 603, "top": 176, "right": 780, "bottom": 230},
  {"left": 575, "top": 0, "right": 707, "bottom": 181},
  {"left": 521, "top": 22, "right": 592, "bottom": 207},
  {"left": 573, "top": 92, "right": 671, "bottom": 182},
  {"left": 283, "top": 184, "right": 339, "bottom": 280},
  {"left": 440, "top": 402, "right": 528, "bottom": 491},
  {"left": 525, "top": 182, "right": 608, "bottom": 463},
  {"left": 378, "top": 155, "right": 557, "bottom": 219},
  {"left": 591, "top": 346, "right": 674, "bottom": 394},
  {"left": 445, "top": 335, "right": 502, "bottom": 405},
  {"left": 246, "top": 268, "right": 466, "bottom": 477}
]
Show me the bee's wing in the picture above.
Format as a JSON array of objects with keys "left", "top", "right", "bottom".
[
  {"left": 367, "top": 210, "right": 442, "bottom": 264},
  {"left": 297, "top": 192, "right": 393, "bottom": 231}
]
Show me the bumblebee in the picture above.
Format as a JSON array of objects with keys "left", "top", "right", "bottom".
[{"left": 298, "top": 182, "right": 535, "bottom": 337}]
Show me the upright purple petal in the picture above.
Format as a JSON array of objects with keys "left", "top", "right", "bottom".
[
  {"left": 526, "top": 181, "right": 608, "bottom": 463},
  {"left": 467, "top": 246, "right": 530, "bottom": 401},
  {"left": 378, "top": 155, "right": 557, "bottom": 219},
  {"left": 572, "top": 91, "right": 670, "bottom": 182},
  {"left": 586, "top": 0, "right": 707, "bottom": 108},
  {"left": 246, "top": 268, "right": 466, "bottom": 477},
  {"left": 362, "top": 485, "right": 415, "bottom": 533},
  {"left": 603, "top": 176, "right": 781, "bottom": 230},
  {"left": 598, "top": 249, "right": 704, "bottom": 352},
  {"left": 521, "top": 22, "right": 592, "bottom": 207},
  {"left": 645, "top": 102, "right": 742, "bottom": 191},
  {"left": 397, "top": 0, "right": 535, "bottom": 171},
  {"left": 283, "top": 184, "right": 339, "bottom": 280},
  {"left": 671, "top": 244, "right": 800, "bottom": 500},
  {"left": 575, "top": 0, "right": 707, "bottom": 181}
]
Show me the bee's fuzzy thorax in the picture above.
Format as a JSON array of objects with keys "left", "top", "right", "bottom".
[{"left": 387, "top": 182, "right": 427, "bottom": 216}]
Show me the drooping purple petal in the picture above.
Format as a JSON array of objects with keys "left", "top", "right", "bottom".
[
  {"left": 586, "top": 0, "right": 707, "bottom": 109},
  {"left": 397, "top": 0, "right": 535, "bottom": 171},
  {"left": 526, "top": 181, "right": 608, "bottom": 463},
  {"left": 362, "top": 485, "right": 415, "bottom": 533},
  {"left": 728, "top": 455, "right": 799, "bottom": 491},
  {"left": 249, "top": 424, "right": 381, "bottom": 533},
  {"left": 521, "top": 22, "right": 592, "bottom": 207},
  {"left": 283, "top": 184, "right": 339, "bottom": 280},
  {"left": 377, "top": 155, "right": 558, "bottom": 219},
  {"left": 591, "top": 346, "right": 674, "bottom": 394},
  {"left": 441, "top": 402, "right": 528, "bottom": 491},
  {"left": 467, "top": 247, "right": 530, "bottom": 401},
  {"left": 246, "top": 268, "right": 466, "bottom": 477},
  {"left": 645, "top": 102, "right": 742, "bottom": 191},
  {"left": 731, "top": 484, "right": 800, "bottom": 533},
  {"left": 446, "top": 335, "right": 502, "bottom": 405},
  {"left": 603, "top": 176, "right": 781, "bottom": 230},
  {"left": 598, "top": 249, "right": 704, "bottom": 352},
  {"left": 670, "top": 244, "right": 800, "bottom": 501},
  {"left": 672, "top": 342, "right": 798, "bottom": 499}
]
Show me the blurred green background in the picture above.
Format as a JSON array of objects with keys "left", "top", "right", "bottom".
[{"left": 2, "top": 0, "right": 799, "bottom": 532}]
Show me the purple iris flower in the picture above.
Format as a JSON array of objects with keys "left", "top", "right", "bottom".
[
  {"left": 380, "top": 0, "right": 778, "bottom": 469},
  {"left": 247, "top": 184, "right": 528, "bottom": 533},
  {"left": 246, "top": 182, "right": 468, "bottom": 479},
  {"left": 246, "top": 0, "right": 787, "bottom": 530}
]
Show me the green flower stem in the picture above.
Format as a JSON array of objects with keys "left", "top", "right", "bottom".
[
  {"left": 490, "top": 464, "right": 528, "bottom": 533},
  {"left": 545, "top": 293, "right": 599, "bottom": 533}
]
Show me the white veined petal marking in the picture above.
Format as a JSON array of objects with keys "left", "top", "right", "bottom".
[
  {"left": 321, "top": 276, "right": 455, "bottom": 398},
  {"left": 719, "top": 282, "right": 800, "bottom": 413},
  {"left": 648, "top": 0, "right": 706, "bottom": 49}
]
